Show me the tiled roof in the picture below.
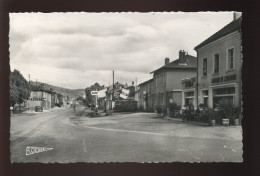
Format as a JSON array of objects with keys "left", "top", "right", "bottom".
[
  {"left": 150, "top": 54, "right": 197, "bottom": 74},
  {"left": 138, "top": 78, "right": 153, "bottom": 86},
  {"left": 194, "top": 17, "right": 242, "bottom": 50}
]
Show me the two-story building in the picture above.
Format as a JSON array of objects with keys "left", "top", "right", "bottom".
[
  {"left": 138, "top": 78, "right": 154, "bottom": 111},
  {"left": 27, "top": 89, "right": 52, "bottom": 110},
  {"left": 194, "top": 14, "right": 242, "bottom": 109},
  {"left": 150, "top": 51, "right": 197, "bottom": 110}
]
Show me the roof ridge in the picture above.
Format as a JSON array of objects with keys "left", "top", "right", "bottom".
[{"left": 195, "top": 17, "right": 241, "bottom": 50}]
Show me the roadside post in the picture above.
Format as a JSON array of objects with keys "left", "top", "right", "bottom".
[{"left": 91, "top": 91, "right": 99, "bottom": 115}]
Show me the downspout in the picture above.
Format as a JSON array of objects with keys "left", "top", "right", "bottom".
[{"left": 196, "top": 49, "right": 199, "bottom": 110}]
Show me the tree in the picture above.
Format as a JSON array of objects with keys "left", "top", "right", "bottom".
[
  {"left": 9, "top": 69, "right": 30, "bottom": 110},
  {"left": 85, "top": 88, "right": 92, "bottom": 105},
  {"left": 85, "top": 83, "right": 105, "bottom": 105}
]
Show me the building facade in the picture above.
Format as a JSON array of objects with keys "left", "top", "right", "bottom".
[
  {"left": 138, "top": 79, "right": 154, "bottom": 111},
  {"left": 150, "top": 51, "right": 197, "bottom": 110},
  {"left": 27, "top": 90, "right": 52, "bottom": 110},
  {"left": 181, "top": 76, "right": 197, "bottom": 108},
  {"left": 194, "top": 15, "right": 242, "bottom": 109}
]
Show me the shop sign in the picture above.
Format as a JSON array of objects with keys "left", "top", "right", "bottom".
[
  {"left": 120, "top": 88, "right": 130, "bottom": 99},
  {"left": 211, "top": 74, "right": 236, "bottom": 84}
]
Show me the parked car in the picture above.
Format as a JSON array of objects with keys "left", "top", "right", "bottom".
[{"left": 35, "top": 106, "right": 43, "bottom": 112}]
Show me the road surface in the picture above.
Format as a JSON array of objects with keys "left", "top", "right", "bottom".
[{"left": 10, "top": 107, "right": 243, "bottom": 163}]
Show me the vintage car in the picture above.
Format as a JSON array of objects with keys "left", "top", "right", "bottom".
[{"left": 35, "top": 106, "right": 43, "bottom": 112}]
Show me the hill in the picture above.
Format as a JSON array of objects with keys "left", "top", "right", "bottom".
[{"left": 30, "top": 81, "right": 85, "bottom": 99}]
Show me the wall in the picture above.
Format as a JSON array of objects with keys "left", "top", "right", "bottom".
[
  {"left": 166, "top": 69, "right": 196, "bottom": 91},
  {"left": 153, "top": 69, "right": 196, "bottom": 107},
  {"left": 28, "top": 100, "right": 42, "bottom": 110},
  {"left": 172, "top": 91, "right": 182, "bottom": 105}
]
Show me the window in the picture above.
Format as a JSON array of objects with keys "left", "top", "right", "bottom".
[
  {"left": 161, "top": 74, "right": 164, "bottom": 85},
  {"left": 203, "top": 58, "right": 207, "bottom": 76},
  {"left": 161, "top": 93, "right": 164, "bottom": 104},
  {"left": 214, "top": 54, "right": 220, "bottom": 74},
  {"left": 228, "top": 48, "right": 234, "bottom": 70}
]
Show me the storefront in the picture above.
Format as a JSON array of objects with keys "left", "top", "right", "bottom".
[{"left": 208, "top": 83, "right": 239, "bottom": 108}]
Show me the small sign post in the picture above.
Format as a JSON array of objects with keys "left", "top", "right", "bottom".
[{"left": 91, "top": 91, "right": 99, "bottom": 110}]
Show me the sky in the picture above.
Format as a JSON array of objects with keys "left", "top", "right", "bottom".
[{"left": 9, "top": 12, "right": 234, "bottom": 89}]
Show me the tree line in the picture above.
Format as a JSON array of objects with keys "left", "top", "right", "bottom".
[{"left": 9, "top": 69, "right": 30, "bottom": 110}]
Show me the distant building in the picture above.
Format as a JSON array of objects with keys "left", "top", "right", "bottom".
[
  {"left": 27, "top": 89, "right": 52, "bottom": 110},
  {"left": 106, "top": 82, "right": 125, "bottom": 110},
  {"left": 193, "top": 14, "right": 242, "bottom": 109},
  {"left": 138, "top": 79, "right": 154, "bottom": 111},
  {"left": 150, "top": 51, "right": 197, "bottom": 110},
  {"left": 105, "top": 81, "right": 137, "bottom": 110}
]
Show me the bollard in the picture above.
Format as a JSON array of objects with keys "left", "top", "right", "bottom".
[
  {"left": 235, "top": 119, "right": 239, "bottom": 126},
  {"left": 210, "top": 119, "right": 216, "bottom": 126}
]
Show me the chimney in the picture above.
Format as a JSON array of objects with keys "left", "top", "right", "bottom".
[
  {"left": 132, "top": 81, "right": 134, "bottom": 86},
  {"left": 179, "top": 50, "right": 186, "bottom": 59},
  {"left": 233, "top": 12, "right": 242, "bottom": 21},
  {"left": 165, "top": 57, "right": 170, "bottom": 65}
]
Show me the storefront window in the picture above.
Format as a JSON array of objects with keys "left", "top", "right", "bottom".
[
  {"left": 213, "top": 96, "right": 233, "bottom": 107},
  {"left": 213, "top": 87, "right": 235, "bottom": 107},
  {"left": 215, "top": 87, "right": 235, "bottom": 95}
]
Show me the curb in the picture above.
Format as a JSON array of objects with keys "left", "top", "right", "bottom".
[{"left": 164, "top": 117, "right": 209, "bottom": 126}]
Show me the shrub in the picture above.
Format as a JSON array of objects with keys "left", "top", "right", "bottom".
[
  {"left": 215, "top": 104, "right": 241, "bottom": 125},
  {"left": 139, "top": 105, "right": 144, "bottom": 112},
  {"left": 156, "top": 105, "right": 162, "bottom": 114},
  {"left": 168, "top": 102, "right": 181, "bottom": 112}
]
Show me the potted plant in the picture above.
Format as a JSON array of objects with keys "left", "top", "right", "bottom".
[
  {"left": 161, "top": 106, "right": 167, "bottom": 117},
  {"left": 233, "top": 107, "right": 241, "bottom": 126}
]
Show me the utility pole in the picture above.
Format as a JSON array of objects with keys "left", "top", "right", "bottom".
[
  {"left": 112, "top": 70, "right": 114, "bottom": 110},
  {"left": 196, "top": 50, "right": 199, "bottom": 110},
  {"left": 135, "top": 77, "right": 137, "bottom": 90},
  {"left": 28, "top": 74, "right": 30, "bottom": 84}
]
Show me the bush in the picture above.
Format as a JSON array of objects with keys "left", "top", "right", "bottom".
[
  {"left": 55, "top": 103, "right": 61, "bottom": 107},
  {"left": 138, "top": 105, "right": 144, "bottom": 112},
  {"left": 156, "top": 105, "right": 162, "bottom": 114},
  {"left": 168, "top": 102, "right": 181, "bottom": 118},
  {"left": 168, "top": 102, "right": 181, "bottom": 112},
  {"left": 214, "top": 104, "right": 241, "bottom": 125}
]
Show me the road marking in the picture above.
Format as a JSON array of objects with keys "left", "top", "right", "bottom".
[
  {"left": 26, "top": 146, "right": 53, "bottom": 156},
  {"left": 83, "top": 125, "right": 171, "bottom": 136},
  {"left": 82, "top": 138, "right": 86, "bottom": 153}
]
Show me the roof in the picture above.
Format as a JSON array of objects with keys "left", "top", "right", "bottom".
[
  {"left": 31, "top": 89, "right": 53, "bottom": 94},
  {"left": 150, "top": 54, "right": 197, "bottom": 74},
  {"left": 138, "top": 78, "right": 153, "bottom": 86},
  {"left": 194, "top": 17, "right": 242, "bottom": 50}
]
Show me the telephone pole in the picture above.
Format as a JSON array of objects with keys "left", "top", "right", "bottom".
[
  {"left": 28, "top": 74, "right": 30, "bottom": 84},
  {"left": 112, "top": 70, "right": 114, "bottom": 101}
]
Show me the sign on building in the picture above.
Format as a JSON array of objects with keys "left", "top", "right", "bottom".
[{"left": 120, "top": 89, "right": 130, "bottom": 99}]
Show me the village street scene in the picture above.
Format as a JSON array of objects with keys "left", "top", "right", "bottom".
[{"left": 9, "top": 12, "right": 242, "bottom": 162}]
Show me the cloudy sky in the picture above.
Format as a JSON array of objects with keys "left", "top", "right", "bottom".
[{"left": 9, "top": 12, "right": 234, "bottom": 89}]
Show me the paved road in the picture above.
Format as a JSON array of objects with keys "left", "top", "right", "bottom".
[{"left": 10, "top": 107, "right": 242, "bottom": 163}]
